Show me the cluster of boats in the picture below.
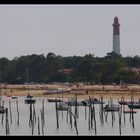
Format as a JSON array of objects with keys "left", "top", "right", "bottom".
[
  {"left": 47, "top": 97, "right": 104, "bottom": 106},
  {"left": 1, "top": 92, "right": 140, "bottom": 114},
  {"left": 118, "top": 100, "right": 140, "bottom": 109},
  {"left": 47, "top": 97, "right": 105, "bottom": 111},
  {"left": 0, "top": 94, "right": 36, "bottom": 114},
  {"left": 103, "top": 99, "right": 140, "bottom": 113},
  {"left": 47, "top": 97, "right": 121, "bottom": 112},
  {"left": 118, "top": 99, "right": 140, "bottom": 113},
  {"left": 47, "top": 97, "right": 140, "bottom": 113}
]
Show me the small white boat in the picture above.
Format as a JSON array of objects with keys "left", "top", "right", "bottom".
[{"left": 44, "top": 87, "right": 71, "bottom": 94}]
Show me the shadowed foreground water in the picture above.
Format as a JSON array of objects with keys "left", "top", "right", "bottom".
[{"left": 0, "top": 96, "right": 140, "bottom": 135}]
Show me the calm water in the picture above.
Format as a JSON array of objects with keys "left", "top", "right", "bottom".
[{"left": 0, "top": 96, "right": 140, "bottom": 136}]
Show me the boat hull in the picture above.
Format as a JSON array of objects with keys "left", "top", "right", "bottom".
[
  {"left": 0, "top": 106, "right": 6, "bottom": 114},
  {"left": 44, "top": 88, "right": 71, "bottom": 94},
  {"left": 127, "top": 104, "right": 140, "bottom": 109},
  {"left": 25, "top": 99, "right": 36, "bottom": 104},
  {"left": 47, "top": 99, "right": 62, "bottom": 102},
  {"left": 123, "top": 110, "right": 137, "bottom": 113}
]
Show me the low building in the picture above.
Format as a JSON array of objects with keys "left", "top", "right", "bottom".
[
  {"left": 124, "top": 67, "right": 140, "bottom": 75},
  {"left": 58, "top": 69, "right": 73, "bottom": 74}
]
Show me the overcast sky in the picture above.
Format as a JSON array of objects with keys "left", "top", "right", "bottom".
[{"left": 0, "top": 4, "right": 140, "bottom": 59}]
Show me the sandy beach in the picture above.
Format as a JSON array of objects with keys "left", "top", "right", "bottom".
[{"left": 1, "top": 84, "right": 140, "bottom": 100}]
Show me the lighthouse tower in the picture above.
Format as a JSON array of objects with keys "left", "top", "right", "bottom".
[{"left": 112, "top": 16, "right": 120, "bottom": 55}]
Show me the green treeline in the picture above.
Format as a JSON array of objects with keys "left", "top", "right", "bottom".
[{"left": 0, "top": 52, "right": 140, "bottom": 84}]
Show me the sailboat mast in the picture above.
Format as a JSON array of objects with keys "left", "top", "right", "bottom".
[
  {"left": 61, "top": 68, "right": 64, "bottom": 102},
  {"left": 27, "top": 56, "right": 29, "bottom": 95}
]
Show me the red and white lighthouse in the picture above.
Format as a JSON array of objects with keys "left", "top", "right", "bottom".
[{"left": 112, "top": 16, "right": 120, "bottom": 54}]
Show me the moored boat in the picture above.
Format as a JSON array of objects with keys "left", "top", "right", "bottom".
[
  {"left": 47, "top": 98, "right": 62, "bottom": 102},
  {"left": 0, "top": 106, "right": 6, "bottom": 114},
  {"left": 127, "top": 102, "right": 140, "bottom": 109},
  {"left": 103, "top": 104, "right": 121, "bottom": 112},
  {"left": 11, "top": 96, "right": 18, "bottom": 99},
  {"left": 64, "top": 100, "right": 83, "bottom": 106},
  {"left": 82, "top": 98, "right": 105, "bottom": 105},
  {"left": 57, "top": 102, "right": 68, "bottom": 111},
  {"left": 123, "top": 110, "right": 137, "bottom": 113},
  {"left": 25, "top": 98, "right": 36, "bottom": 104},
  {"left": 118, "top": 100, "right": 136, "bottom": 105},
  {"left": 25, "top": 94, "right": 36, "bottom": 104}
]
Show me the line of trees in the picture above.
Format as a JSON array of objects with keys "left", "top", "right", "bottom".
[{"left": 0, "top": 52, "right": 140, "bottom": 84}]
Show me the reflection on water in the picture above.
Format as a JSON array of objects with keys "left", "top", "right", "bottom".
[{"left": 0, "top": 96, "right": 140, "bottom": 135}]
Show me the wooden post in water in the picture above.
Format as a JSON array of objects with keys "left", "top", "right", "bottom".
[
  {"left": 55, "top": 99, "right": 59, "bottom": 129},
  {"left": 129, "top": 93, "right": 133, "bottom": 124},
  {"left": 74, "top": 93, "right": 78, "bottom": 119},
  {"left": 38, "top": 116, "right": 40, "bottom": 135},
  {"left": 5, "top": 108, "right": 10, "bottom": 135},
  {"left": 131, "top": 94, "right": 135, "bottom": 129},
  {"left": 16, "top": 100, "right": 19, "bottom": 126},
  {"left": 31, "top": 103, "right": 37, "bottom": 135},
  {"left": 118, "top": 97, "right": 123, "bottom": 135},
  {"left": 9, "top": 100, "right": 12, "bottom": 124},
  {"left": 90, "top": 97, "right": 93, "bottom": 129},
  {"left": 70, "top": 112, "right": 79, "bottom": 135},
  {"left": 31, "top": 114, "right": 34, "bottom": 135},
  {"left": 1, "top": 100, "right": 4, "bottom": 125},
  {"left": 85, "top": 105, "right": 87, "bottom": 120},
  {"left": 66, "top": 101, "right": 69, "bottom": 123},
  {"left": 61, "top": 101, "right": 63, "bottom": 120},
  {"left": 119, "top": 97, "right": 123, "bottom": 124},
  {"left": 118, "top": 110, "right": 122, "bottom": 135},
  {"left": 110, "top": 98, "right": 114, "bottom": 127},
  {"left": 29, "top": 104, "right": 33, "bottom": 127},
  {"left": 88, "top": 96, "right": 91, "bottom": 130},
  {"left": 93, "top": 100, "right": 97, "bottom": 135},
  {"left": 69, "top": 99, "right": 72, "bottom": 129},
  {"left": 42, "top": 98, "right": 45, "bottom": 124},
  {"left": 122, "top": 97, "right": 126, "bottom": 124},
  {"left": 104, "top": 100, "right": 109, "bottom": 123},
  {"left": 77, "top": 97, "right": 79, "bottom": 119},
  {"left": 100, "top": 96, "right": 104, "bottom": 126},
  {"left": 40, "top": 110, "right": 44, "bottom": 135},
  {"left": 33, "top": 103, "right": 36, "bottom": 124},
  {"left": 104, "top": 111, "right": 108, "bottom": 123}
]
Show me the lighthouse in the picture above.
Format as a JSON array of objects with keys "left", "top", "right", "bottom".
[{"left": 112, "top": 16, "right": 120, "bottom": 55}]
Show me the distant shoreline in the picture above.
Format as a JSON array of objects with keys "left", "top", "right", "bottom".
[{"left": 1, "top": 84, "right": 140, "bottom": 100}]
